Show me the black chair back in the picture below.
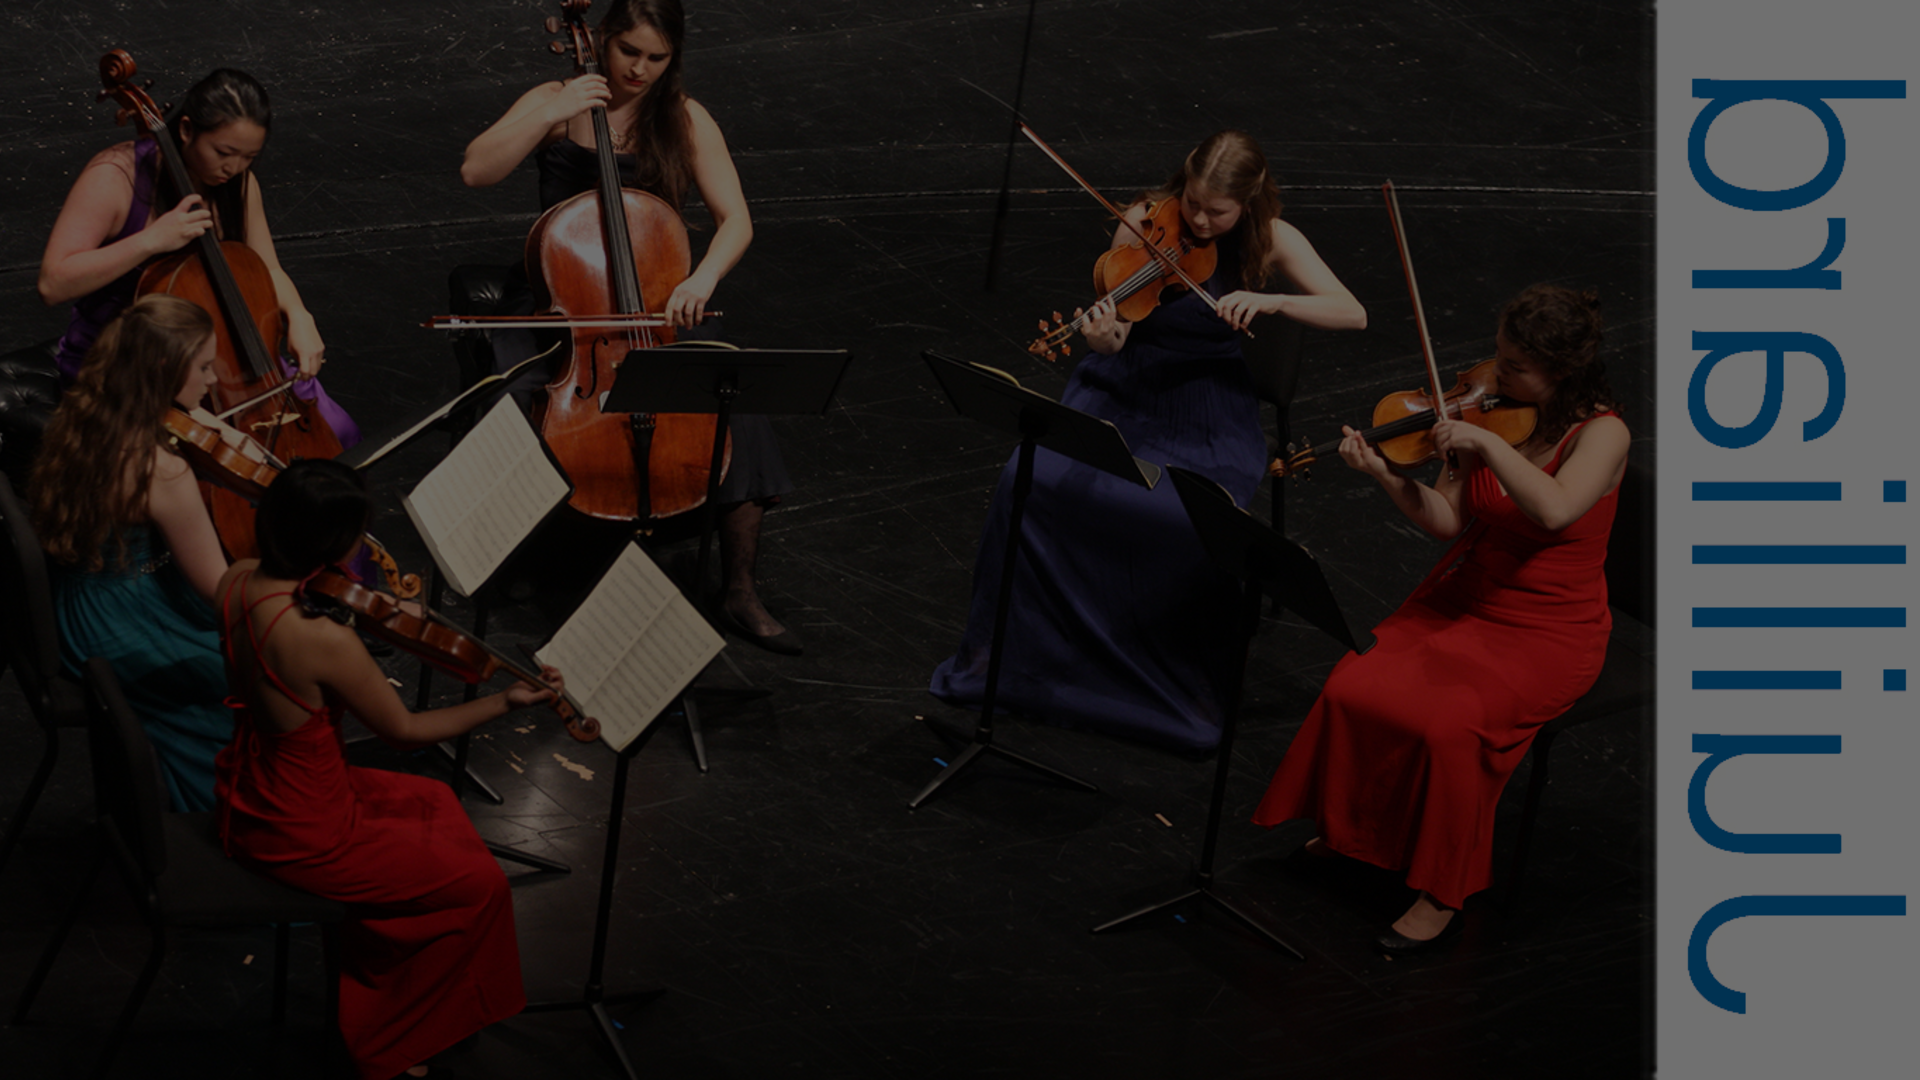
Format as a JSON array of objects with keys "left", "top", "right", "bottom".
[
  {"left": 0, "top": 472, "right": 63, "bottom": 711},
  {"left": 82, "top": 657, "right": 170, "bottom": 883},
  {"left": 1241, "top": 313, "right": 1307, "bottom": 418},
  {"left": 1242, "top": 314, "right": 1306, "bottom": 533},
  {"left": 0, "top": 339, "right": 61, "bottom": 492},
  {"left": 1603, "top": 458, "right": 1654, "bottom": 628}
]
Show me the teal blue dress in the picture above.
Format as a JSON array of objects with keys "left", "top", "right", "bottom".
[{"left": 53, "top": 525, "right": 231, "bottom": 811}]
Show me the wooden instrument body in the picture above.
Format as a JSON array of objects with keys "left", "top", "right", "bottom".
[
  {"left": 1093, "top": 197, "right": 1218, "bottom": 324},
  {"left": 526, "top": 186, "right": 728, "bottom": 521},
  {"left": 101, "top": 50, "right": 345, "bottom": 558},
  {"left": 1368, "top": 359, "right": 1538, "bottom": 468}
]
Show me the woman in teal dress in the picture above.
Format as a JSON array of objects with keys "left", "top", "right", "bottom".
[{"left": 31, "top": 294, "right": 233, "bottom": 811}]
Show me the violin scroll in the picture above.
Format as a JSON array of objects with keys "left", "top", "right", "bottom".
[
  {"left": 1027, "top": 312, "right": 1075, "bottom": 362},
  {"left": 547, "top": 0, "right": 596, "bottom": 69}
]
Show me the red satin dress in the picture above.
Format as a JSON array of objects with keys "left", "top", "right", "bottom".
[
  {"left": 213, "top": 575, "right": 524, "bottom": 1080},
  {"left": 1253, "top": 416, "right": 1619, "bottom": 909}
]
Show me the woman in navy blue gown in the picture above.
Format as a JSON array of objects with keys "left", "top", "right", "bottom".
[{"left": 930, "top": 131, "right": 1366, "bottom": 750}]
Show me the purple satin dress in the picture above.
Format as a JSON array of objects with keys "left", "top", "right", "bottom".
[{"left": 54, "top": 139, "right": 359, "bottom": 448}]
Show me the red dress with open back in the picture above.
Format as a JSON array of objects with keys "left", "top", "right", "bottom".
[
  {"left": 213, "top": 574, "right": 524, "bottom": 1080},
  {"left": 1252, "top": 416, "right": 1619, "bottom": 909}
]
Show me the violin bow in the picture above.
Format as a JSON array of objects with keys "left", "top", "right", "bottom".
[
  {"left": 1381, "top": 180, "right": 1457, "bottom": 475},
  {"left": 1017, "top": 122, "right": 1231, "bottom": 322}
]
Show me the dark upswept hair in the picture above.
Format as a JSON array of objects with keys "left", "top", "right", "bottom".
[
  {"left": 1147, "top": 130, "right": 1285, "bottom": 290},
  {"left": 1499, "top": 284, "right": 1615, "bottom": 443},
  {"left": 256, "top": 459, "right": 370, "bottom": 580},
  {"left": 31, "top": 295, "right": 215, "bottom": 571},
  {"left": 162, "top": 68, "right": 272, "bottom": 241},
  {"left": 599, "top": 0, "right": 696, "bottom": 210}
]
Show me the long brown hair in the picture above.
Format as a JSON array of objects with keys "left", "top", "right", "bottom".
[
  {"left": 31, "top": 295, "right": 213, "bottom": 570},
  {"left": 600, "top": 0, "right": 696, "bottom": 210},
  {"left": 1148, "top": 130, "right": 1284, "bottom": 289},
  {"left": 1499, "top": 284, "right": 1614, "bottom": 443}
]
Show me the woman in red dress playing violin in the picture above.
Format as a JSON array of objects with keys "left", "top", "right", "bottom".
[
  {"left": 461, "top": 0, "right": 801, "bottom": 653},
  {"left": 1253, "top": 284, "right": 1628, "bottom": 950},
  {"left": 38, "top": 67, "right": 357, "bottom": 444},
  {"left": 215, "top": 459, "right": 561, "bottom": 1079}
]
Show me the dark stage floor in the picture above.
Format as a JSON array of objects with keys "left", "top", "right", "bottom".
[{"left": 0, "top": 2, "right": 1653, "bottom": 1078}]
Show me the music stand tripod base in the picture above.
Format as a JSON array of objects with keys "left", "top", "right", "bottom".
[
  {"left": 1089, "top": 467, "right": 1371, "bottom": 958},
  {"left": 911, "top": 352, "right": 1161, "bottom": 809},
  {"left": 522, "top": 715, "right": 674, "bottom": 1080}
]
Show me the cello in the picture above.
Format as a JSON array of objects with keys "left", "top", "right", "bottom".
[
  {"left": 96, "top": 51, "right": 345, "bottom": 560},
  {"left": 529, "top": 0, "right": 727, "bottom": 522}
]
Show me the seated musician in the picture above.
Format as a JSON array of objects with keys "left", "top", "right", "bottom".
[
  {"left": 30, "top": 294, "right": 233, "bottom": 811},
  {"left": 215, "top": 458, "right": 558, "bottom": 1080},
  {"left": 38, "top": 65, "right": 357, "bottom": 444},
  {"left": 460, "top": 0, "right": 801, "bottom": 654},
  {"left": 1253, "top": 284, "right": 1627, "bottom": 950}
]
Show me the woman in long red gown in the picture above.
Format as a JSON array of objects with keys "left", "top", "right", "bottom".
[
  {"left": 213, "top": 459, "right": 561, "bottom": 1079},
  {"left": 1253, "top": 284, "right": 1628, "bottom": 950}
]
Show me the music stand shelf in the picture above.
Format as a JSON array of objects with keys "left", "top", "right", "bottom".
[
  {"left": 912, "top": 350, "right": 1163, "bottom": 809},
  {"left": 605, "top": 343, "right": 850, "bottom": 772}
]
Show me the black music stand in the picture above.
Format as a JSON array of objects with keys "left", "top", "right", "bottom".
[
  {"left": 604, "top": 343, "right": 850, "bottom": 771},
  {"left": 912, "top": 350, "right": 1162, "bottom": 809},
  {"left": 522, "top": 697, "right": 674, "bottom": 1080},
  {"left": 348, "top": 392, "right": 573, "bottom": 874},
  {"left": 1091, "top": 466, "right": 1371, "bottom": 955}
]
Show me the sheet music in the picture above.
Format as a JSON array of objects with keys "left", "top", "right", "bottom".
[
  {"left": 537, "top": 544, "right": 724, "bottom": 752},
  {"left": 401, "top": 396, "right": 570, "bottom": 596}
]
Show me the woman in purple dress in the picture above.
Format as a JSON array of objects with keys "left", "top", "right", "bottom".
[
  {"left": 930, "top": 131, "right": 1366, "bottom": 750},
  {"left": 38, "top": 67, "right": 356, "bottom": 445}
]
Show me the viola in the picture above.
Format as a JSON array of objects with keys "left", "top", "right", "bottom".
[
  {"left": 299, "top": 568, "right": 599, "bottom": 743},
  {"left": 1017, "top": 122, "right": 1236, "bottom": 361},
  {"left": 529, "top": 0, "right": 728, "bottom": 521},
  {"left": 1269, "top": 358, "right": 1536, "bottom": 478},
  {"left": 97, "top": 51, "right": 345, "bottom": 546},
  {"left": 162, "top": 405, "right": 422, "bottom": 599}
]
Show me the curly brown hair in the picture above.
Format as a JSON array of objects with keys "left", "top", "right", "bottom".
[
  {"left": 1499, "top": 284, "right": 1615, "bottom": 443},
  {"left": 1146, "top": 130, "right": 1285, "bottom": 290},
  {"left": 30, "top": 295, "right": 213, "bottom": 570}
]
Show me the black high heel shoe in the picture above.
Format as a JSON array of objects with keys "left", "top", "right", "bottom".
[{"left": 1375, "top": 909, "right": 1465, "bottom": 954}]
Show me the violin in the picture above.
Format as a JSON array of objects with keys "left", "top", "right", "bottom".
[
  {"left": 162, "top": 405, "right": 423, "bottom": 599},
  {"left": 1029, "top": 196, "right": 1218, "bottom": 361},
  {"left": 1269, "top": 359, "right": 1535, "bottom": 478},
  {"left": 1018, "top": 122, "right": 1236, "bottom": 361},
  {"left": 528, "top": 0, "right": 728, "bottom": 521},
  {"left": 299, "top": 568, "right": 599, "bottom": 743},
  {"left": 1271, "top": 182, "right": 1537, "bottom": 480},
  {"left": 97, "top": 51, "right": 346, "bottom": 546}
]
